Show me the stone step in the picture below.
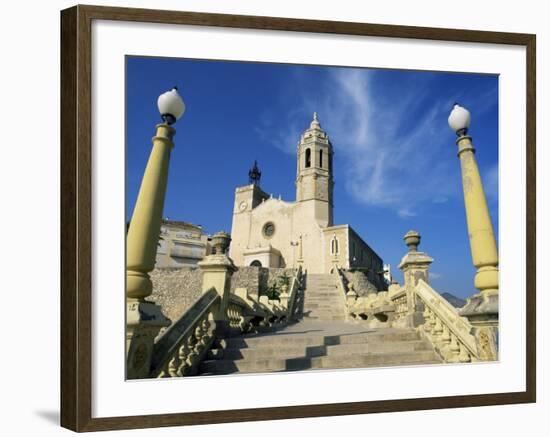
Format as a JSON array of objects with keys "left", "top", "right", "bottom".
[
  {"left": 303, "top": 314, "right": 346, "bottom": 321},
  {"left": 199, "top": 350, "right": 440, "bottom": 375},
  {"left": 303, "top": 297, "right": 343, "bottom": 302},
  {"left": 303, "top": 305, "right": 345, "bottom": 311},
  {"left": 305, "top": 293, "right": 339, "bottom": 297},
  {"left": 303, "top": 310, "right": 345, "bottom": 318},
  {"left": 217, "top": 330, "right": 421, "bottom": 349},
  {"left": 208, "top": 340, "right": 431, "bottom": 360},
  {"left": 303, "top": 300, "right": 344, "bottom": 305}
]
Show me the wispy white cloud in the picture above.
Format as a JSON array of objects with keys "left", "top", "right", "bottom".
[
  {"left": 256, "top": 68, "right": 497, "bottom": 218},
  {"left": 430, "top": 272, "right": 443, "bottom": 280}
]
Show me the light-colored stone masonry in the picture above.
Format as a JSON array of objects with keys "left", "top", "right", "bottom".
[{"left": 149, "top": 266, "right": 294, "bottom": 339}]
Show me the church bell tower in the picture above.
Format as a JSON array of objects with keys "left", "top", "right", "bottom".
[{"left": 296, "top": 112, "right": 334, "bottom": 227}]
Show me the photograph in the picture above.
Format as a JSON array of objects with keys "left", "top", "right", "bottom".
[{"left": 124, "top": 57, "right": 500, "bottom": 380}]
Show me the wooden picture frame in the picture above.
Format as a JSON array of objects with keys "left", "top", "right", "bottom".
[{"left": 60, "top": 4, "right": 536, "bottom": 432}]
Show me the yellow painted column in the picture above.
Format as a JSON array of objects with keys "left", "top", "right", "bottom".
[
  {"left": 126, "top": 124, "right": 175, "bottom": 300},
  {"left": 456, "top": 135, "right": 499, "bottom": 298},
  {"left": 449, "top": 104, "right": 499, "bottom": 361},
  {"left": 126, "top": 123, "right": 175, "bottom": 379}
]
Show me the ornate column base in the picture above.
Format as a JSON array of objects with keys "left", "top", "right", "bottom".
[
  {"left": 126, "top": 300, "right": 170, "bottom": 379},
  {"left": 459, "top": 293, "right": 499, "bottom": 361}
]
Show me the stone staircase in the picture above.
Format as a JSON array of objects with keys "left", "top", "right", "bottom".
[
  {"left": 197, "top": 273, "right": 442, "bottom": 376},
  {"left": 199, "top": 321, "right": 440, "bottom": 375},
  {"left": 302, "top": 273, "right": 346, "bottom": 321}
]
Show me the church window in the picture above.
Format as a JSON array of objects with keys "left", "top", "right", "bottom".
[
  {"left": 319, "top": 149, "right": 323, "bottom": 168},
  {"left": 263, "top": 222, "right": 275, "bottom": 238},
  {"left": 305, "top": 148, "right": 311, "bottom": 168},
  {"left": 250, "top": 260, "right": 262, "bottom": 267}
]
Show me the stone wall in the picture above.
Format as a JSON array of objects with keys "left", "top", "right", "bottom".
[
  {"left": 343, "top": 270, "right": 379, "bottom": 296},
  {"left": 230, "top": 266, "right": 261, "bottom": 297},
  {"left": 150, "top": 265, "right": 296, "bottom": 339},
  {"left": 149, "top": 267, "right": 203, "bottom": 331},
  {"left": 230, "top": 266, "right": 295, "bottom": 298},
  {"left": 264, "top": 267, "right": 294, "bottom": 290}
]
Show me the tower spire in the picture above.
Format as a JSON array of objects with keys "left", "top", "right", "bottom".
[
  {"left": 296, "top": 112, "right": 333, "bottom": 228},
  {"left": 310, "top": 111, "right": 321, "bottom": 129}
]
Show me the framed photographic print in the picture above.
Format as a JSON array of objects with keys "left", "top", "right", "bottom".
[{"left": 60, "top": 4, "right": 536, "bottom": 432}]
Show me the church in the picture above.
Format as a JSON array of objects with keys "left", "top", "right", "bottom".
[{"left": 229, "top": 113, "right": 386, "bottom": 289}]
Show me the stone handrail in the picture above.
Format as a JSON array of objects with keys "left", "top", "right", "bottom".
[
  {"left": 389, "top": 286, "right": 408, "bottom": 322},
  {"left": 228, "top": 266, "right": 303, "bottom": 332},
  {"left": 227, "top": 292, "right": 270, "bottom": 333},
  {"left": 414, "top": 279, "right": 479, "bottom": 362},
  {"left": 282, "top": 265, "right": 303, "bottom": 322},
  {"left": 332, "top": 267, "right": 351, "bottom": 319},
  {"left": 334, "top": 267, "right": 395, "bottom": 325},
  {"left": 151, "top": 287, "right": 220, "bottom": 377}
]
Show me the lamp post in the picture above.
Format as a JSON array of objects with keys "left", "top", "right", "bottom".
[
  {"left": 126, "top": 87, "right": 185, "bottom": 379},
  {"left": 290, "top": 240, "right": 299, "bottom": 269},
  {"left": 448, "top": 103, "right": 499, "bottom": 360}
]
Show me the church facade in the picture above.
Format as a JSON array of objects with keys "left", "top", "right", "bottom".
[{"left": 229, "top": 113, "right": 385, "bottom": 288}]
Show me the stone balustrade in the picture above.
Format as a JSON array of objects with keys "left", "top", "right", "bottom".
[
  {"left": 333, "top": 267, "right": 395, "bottom": 326},
  {"left": 151, "top": 287, "right": 220, "bottom": 377},
  {"left": 414, "top": 279, "right": 480, "bottom": 362},
  {"left": 389, "top": 287, "right": 408, "bottom": 323},
  {"left": 332, "top": 267, "right": 351, "bottom": 319},
  {"left": 149, "top": 266, "right": 304, "bottom": 378},
  {"left": 280, "top": 265, "right": 303, "bottom": 322}
]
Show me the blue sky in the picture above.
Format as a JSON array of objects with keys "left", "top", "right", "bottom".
[{"left": 126, "top": 56, "right": 499, "bottom": 299}]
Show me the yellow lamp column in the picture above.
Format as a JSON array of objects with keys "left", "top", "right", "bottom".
[
  {"left": 126, "top": 87, "right": 185, "bottom": 379},
  {"left": 126, "top": 123, "right": 175, "bottom": 299},
  {"left": 448, "top": 103, "right": 498, "bottom": 361}
]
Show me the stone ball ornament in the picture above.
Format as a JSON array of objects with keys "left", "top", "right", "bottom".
[
  {"left": 448, "top": 103, "right": 471, "bottom": 136},
  {"left": 157, "top": 87, "right": 186, "bottom": 125}
]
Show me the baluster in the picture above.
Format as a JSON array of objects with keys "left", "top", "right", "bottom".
[
  {"left": 200, "top": 318, "right": 211, "bottom": 345},
  {"left": 446, "top": 333, "right": 461, "bottom": 363},
  {"left": 439, "top": 325, "right": 452, "bottom": 360},
  {"left": 167, "top": 355, "right": 180, "bottom": 377},
  {"left": 186, "top": 334, "right": 199, "bottom": 367},
  {"left": 432, "top": 316, "right": 443, "bottom": 337},
  {"left": 458, "top": 342, "right": 471, "bottom": 363},
  {"left": 228, "top": 304, "right": 236, "bottom": 328},
  {"left": 423, "top": 308, "right": 433, "bottom": 332},
  {"left": 177, "top": 341, "right": 191, "bottom": 376},
  {"left": 440, "top": 324, "right": 451, "bottom": 346},
  {"left": 226, "top": 305, "right": 232, "bottom": 328},
  {"left": 194, "top": 324, "right": 205, "bottom": 356}
]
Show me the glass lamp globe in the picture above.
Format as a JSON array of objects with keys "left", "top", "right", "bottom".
[
  {"left": 157, "top": 87, "right": 186, "bottom": 125},
  {"left": 448, "top": 103, "right": 471, "bottom": 135}
]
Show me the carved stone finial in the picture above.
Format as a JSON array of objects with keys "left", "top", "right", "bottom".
[
  {"left": 211, "top": 231, "right": 231, "bottom": 255},
  {"left": 404, "top": 230, "right": 421, "bottom": 252}
]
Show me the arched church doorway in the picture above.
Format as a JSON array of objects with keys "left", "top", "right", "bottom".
[{"left": 250, "top": 260, "right": 262, "bottom": 267}]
